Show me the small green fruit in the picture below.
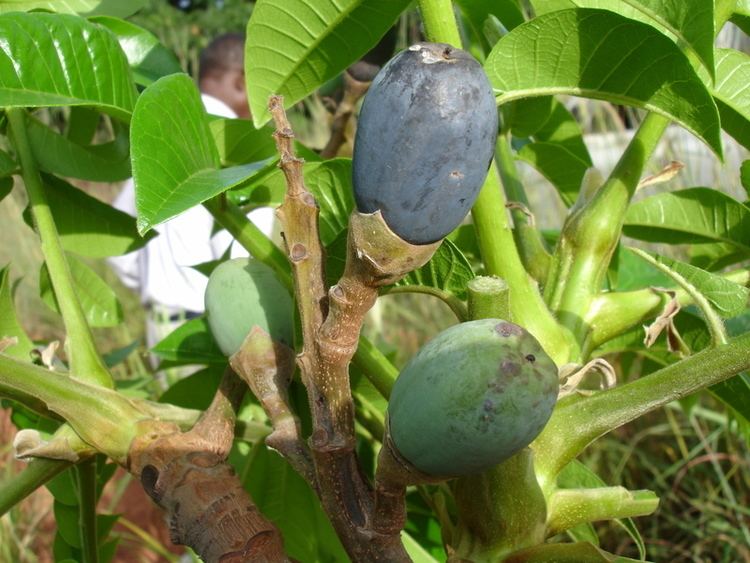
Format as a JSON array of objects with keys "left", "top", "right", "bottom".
[
  {"left": 387, "top": 319, "right": 558, "bottom": 477},
  {"left": 204, "top": 258, "right": 293, "bottom": 356}
]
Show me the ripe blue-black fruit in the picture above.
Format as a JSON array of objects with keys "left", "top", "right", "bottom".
[
  {"left": 352, "top": 42, "right": 498, "bottom": 245},
  {"left": 204, "top": 258, "right": 293, "bottom": 356},
  {"left": 387, "top": 319, "right": 558, "bottom": 477}
]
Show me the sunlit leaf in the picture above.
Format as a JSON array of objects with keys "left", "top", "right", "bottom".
[
  {"left": 40, "top": 254, "right": 123, "bottom": 327},
  {"left": 396, "top": 239, "right": 475, "bottom": 300},
  {"left": 245, "top": 0, "right": 410, "bottom": 127},
  {"left": 535, "top": 0, "right": 714, "bottom": 78},
  {"left": 628, "top": 249, "right": 749, "bottom": 319},
  {"left": 713, "top": 48, "right": 750, "bottom": 151},
  {"left": 624, "top": 187, "right": 750, "bottom": 252},
  {"left": 0, "top": 12, "right": 137, "bottom": 121},
  {"left": 485, "top": 8, "right": 722, "bottom": 156},
  {"left": 89, "top": 16, "right": 183, "bottom": 86},
  {"left": 131, "top": 74, "right": 272, "bottom": 234},
  {"left": 0, "top": 0, "right": 147, "bottom": 17}
]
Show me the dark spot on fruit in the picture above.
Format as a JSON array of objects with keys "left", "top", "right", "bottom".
[
  {"left": 501, "top": 360, "right": 520, "bottom": 376},
  {"left": 449, "top": 170, "right": 464, "bottom": 180},
  {"left": 495, "top": 322, "right": 523, "bottom": 337},
  {"left": 525, "top": 354, "right": 536, "bottom": 363}
]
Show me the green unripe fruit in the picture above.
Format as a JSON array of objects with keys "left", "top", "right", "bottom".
[
  {"left": 204, "top": 258, "right": 294, "bottom": 356},
  {"left": 387, "top": 319, "right": 558, "bottom": 477}
]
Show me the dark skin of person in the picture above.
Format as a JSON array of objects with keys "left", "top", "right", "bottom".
[{"left": 200, "top": 66, "right": 251, "bottom": 119}]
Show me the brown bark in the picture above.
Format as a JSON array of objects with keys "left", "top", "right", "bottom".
[
  {"left": 128, "top": 372, "right": 290, "bottom": 563},
  {"left": 320, "top": 68, "right": 372, "bottom": 159}
]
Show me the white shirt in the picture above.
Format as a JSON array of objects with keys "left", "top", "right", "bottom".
[{"left": 109, "top": 93, "right": 274, "bottom": 314}]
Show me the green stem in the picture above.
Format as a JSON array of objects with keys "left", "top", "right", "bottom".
[
  {"left": 0, "top": 354, "right": 145, "bottom": 463},
  {"left": 472, "top": 165, "right": 575, "bottom": 364},
  {"left": 587, "top": 268, "right": 749, "bottom": 349},
  {"left": 0, "top": 458, "right": 72, "bottom": 517},
  {"left": 533, "top": 331, "right": 750, "bottom": 489},
  {"left": 467, "top": 276, "right": 509, "bottom": 320},
  {"left": 416, "top": 0, "right": 462, "bottom": 46},
  {"left": 418, "top": 0, "right": 573, "bottom": 366},
  {"left": 496, "top": 134, "right": 550, "bottom": 282},
  {"left": 204, "top": 196, "right": 293, "bottom": 292},
  {"left": 544, "top": 113, "right": 669, "bottom": 342},
  {"left": 546, "top": 487, "right": 659, "bottom": 536},
  {"left": 6, "top": 109, "right": 111, "bottom": 388},
  {"left": 76, "top": 459, "right": 99, "bottom": 563},
  {"left": 352, "top": 336, "right": 398, "bottom": 399},
  {"left": 385, "top": 285, "right": 467, "bottom": 321}
]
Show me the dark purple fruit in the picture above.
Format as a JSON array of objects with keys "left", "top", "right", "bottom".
[{"left": 352, "top": 43, "right": 498, "bottom": 244}]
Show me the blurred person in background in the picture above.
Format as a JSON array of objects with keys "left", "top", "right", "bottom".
[{"left": 109, "top": 33, "right": 273, "bottom": 354}]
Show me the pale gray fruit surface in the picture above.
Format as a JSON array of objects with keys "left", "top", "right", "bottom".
[{"left": 205, "top": 258, "right": 293, "bottom": 356}]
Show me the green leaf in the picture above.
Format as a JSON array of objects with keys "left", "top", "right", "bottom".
[
  {"left": 455, "top": 0, "right": 526, "bottom": 52},
  {"left": 159, "top": 365, "right": 224, "bottom": 410},
  {"left": 627, "top": 249, "right": 749, "bottom": 318},
  {"left": 230, "top": 158, "right": 355, "bottom": 245},
  {"left": 0, "top": 0, "right": 147, "bottom": 17},
  {"left": 558, "top": 460, "right": 648, "bottom": 560},
  {"left": 46, "top": 468, "right": 78, "bottom": 506},
  {"left": 515, "top": 99, "right": 592, "bottom": 205},
  {"left": 89, "top": 16, "right": 183, "bottom": 86},
  {"left": 26, "top": 115, "right": 131, "bottom": 182},
  {"left": 240, "top": 444, "right": 348, "bottom": 563},
  {"left": 713, "top": 48, "right": 750, "bottom": 151},
  {"left": 210, "top": 118, "right": 279, "bottom": 167},
  {"left": 0, "top": 177, "right": 13, "bottom": 203},
  {"left": 485, "top": 8, "right": 722, "bottom": 156},
  {"left": 402, "top": 531, "right": 440, "bottom": 563},
  {"left": 53, "top": 501, "right": 82, "bottom": 549},
  {"left": 623, "top": 187, "right": 750, "bottom": 252},
  {"left": 151, "top": 316, "right": 225, "bottom": 365},
  {"left": 741, "top": 160, "right": 750, "bottom": 199},
  {"left": 0, "top": 147, "right": 16, "bottom": 177},
  {"left": 395, "top": 239, "right": 475, "bottom": 300},
  {"left": 615, "top": 246, "right": 672, "bottom": 290},
  {"left": 546, "top": 0, "right": 715, "bottom": 78},
  {"left": 0, "top": 266, "right": 34, "bottom": 360},
  {"left": 245, "top": 0, "right": 410, "bottom": 128},
  {"left": 24, "top": 174, "right": 155, "bottom": 258},
  {"left": 0, "top": 12, "right": 137, "bottom": 121},
  {"left": 40, "top": 254, "right": 122, "bottom": 327},
  {"left": 65, "top": 107, "right": 99, "bottom": 145},
  {"left": 689, "top": 241, "right": 750, "bottom": 271},
  {"left": 131, "top": 74, "right": 272, "bottom": 234}
]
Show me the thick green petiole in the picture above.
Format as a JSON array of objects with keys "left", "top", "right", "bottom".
[
  {"left": 76, "top": 459, "right": 100, "bottom": 563},
  {"left": 546, "top": 487, "right": 659, "bottom": 536},
  {"left": 533, "top": 331, "right": 750, "bottom": 489},
  {"left": 0, "top": 354, "right": 146, "bottom": 463},
  {"left": 545, "top": 113, "right": 669, "bottom": 343},
  {"left": 496, "top": 133, "right": 551, "bottom": 282},
  {"left": 6, "top": 108, "right": 112, "bottom": 387}
]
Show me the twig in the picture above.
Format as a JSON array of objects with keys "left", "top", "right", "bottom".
[
  {"left": 320, "top": 66, "right": 375, "bottom": 159},
  {"left": 230, "top": 326, "right": 315, "bottom": 486},
  {"left": 270, "top": 95, "right": 438, "bottom": 561}
]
